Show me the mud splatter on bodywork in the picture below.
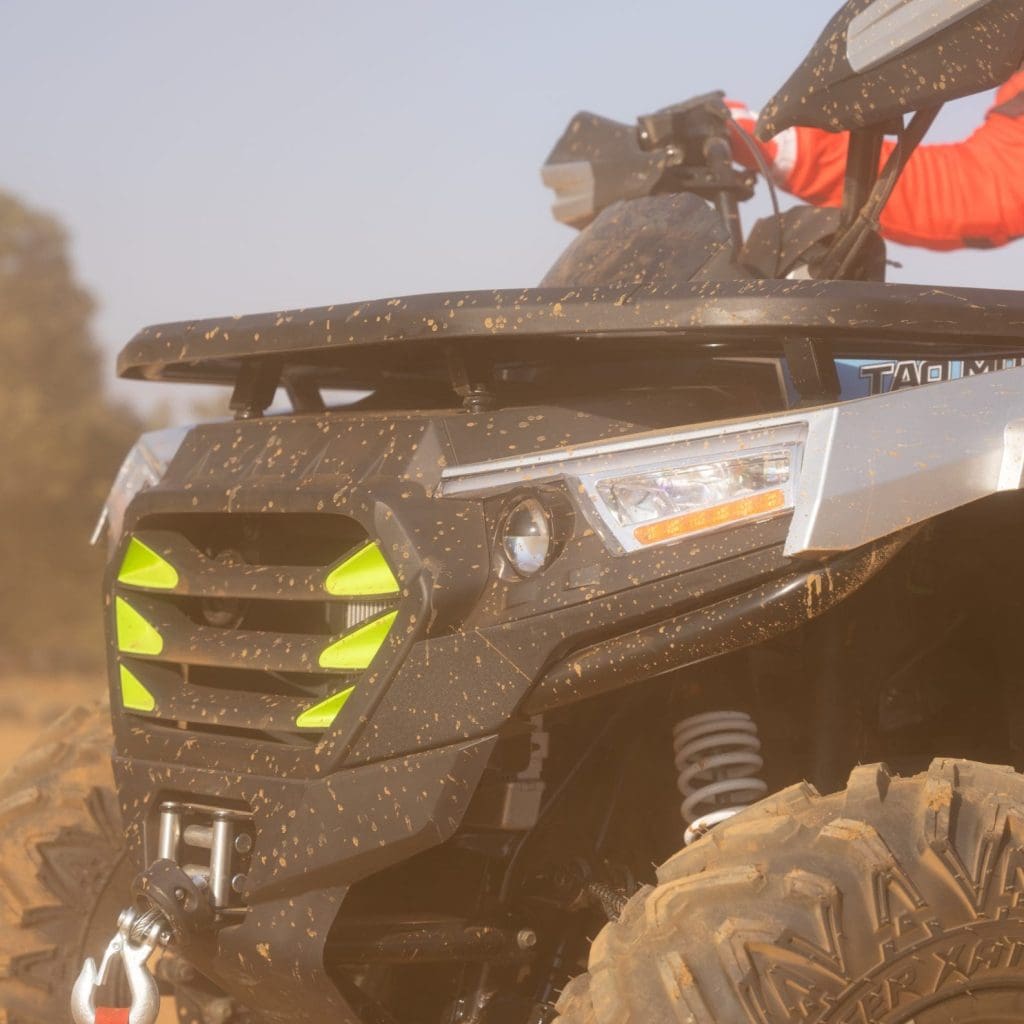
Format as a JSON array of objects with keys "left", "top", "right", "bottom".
[{"left": 104, "top": 274, "right": 1024, "bottom": 1021}]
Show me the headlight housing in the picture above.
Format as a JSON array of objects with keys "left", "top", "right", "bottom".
[
  {"left": 92, "top": 426, "right": 189, "bottom": 551},
  {"left": 441, "top": 419, "right": 806, "bottom": 557},
  {"left": 569, "top": 423, "right": 807, "bottom": 554},
  {"left": 588, "top": 446, "right": 798, "bottom": 550}
]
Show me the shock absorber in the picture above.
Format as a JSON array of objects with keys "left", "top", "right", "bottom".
[{"left": 673, "top": 710, "right": 768, "bottom": 845}]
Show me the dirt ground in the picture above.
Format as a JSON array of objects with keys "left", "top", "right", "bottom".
[
  {"left": 0, "top": 676, "right": 178, "bottom": 1024},
  {"left": 0, "top": 675, "right": 105, "bottom": 774}
]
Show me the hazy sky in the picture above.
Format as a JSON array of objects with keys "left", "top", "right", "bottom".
[{"left": 3, "top": 1, "right": 1017, "bottom": 415}]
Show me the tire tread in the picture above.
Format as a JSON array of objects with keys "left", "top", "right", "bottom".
[{"left": 555, "top": 759, "right": 1024, "bottom": 1024}]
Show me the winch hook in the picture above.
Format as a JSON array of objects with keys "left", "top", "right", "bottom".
[{"left": 71, "top": 907, "right": 167, "bottom": 1024}]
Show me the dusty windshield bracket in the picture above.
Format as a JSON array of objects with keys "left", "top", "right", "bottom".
[
  {"left": 229, "top": 357, "right": 281, "bottom": 419},
  {"left": 783, "top": 337, "right": 842, "bottom": 406}
]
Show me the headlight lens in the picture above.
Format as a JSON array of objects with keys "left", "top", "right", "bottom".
[
  {"left": 501, "top": 498, "right": 553, "bottom": 576},
  {"left": 92, "top": 426, "right": 190, "bottom": 551},
  {"left": 586, "top": 445, "right": 799, "bottom": 551}
]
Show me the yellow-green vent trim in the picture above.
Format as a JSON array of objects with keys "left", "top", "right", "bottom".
[
  {"left": 325, "top": 543, "right": 400, "bottom": 597},
  {"left": 120, "top": 664, "right": 156, "bottom": 712},
  {"left": 295, "top": 685, "right": 356, "bottom": 730},
  {"left": 318, "top": 610, "right": 398, "bottom": 670},
  {"left": 118, "top": 537, "right": 179, "bottom": 590},
  {"left": 115, "top": 597, "right": 164, "bottom": 656}
]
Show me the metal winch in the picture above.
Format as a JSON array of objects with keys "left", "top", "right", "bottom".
[
  {"left": 156, "top": 800, "right": 254, "bottom": 910},
  {"left": 71, "top": 800, "right": 253, "bottom": 1024}
]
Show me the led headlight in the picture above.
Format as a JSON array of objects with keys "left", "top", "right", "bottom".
[
  {"left": 583, "top": 443, "right": 801, "bottom": 552},
  {"left": 500, "top": 498, "right": 553, "bottom": 576},
  {"left": 440, "top": 420, "right": 806, "bottom": 557}
]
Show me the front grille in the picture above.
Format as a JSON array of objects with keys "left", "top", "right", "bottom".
[{"left": 110, "top": 513, "right": 403, "bottom": 744}]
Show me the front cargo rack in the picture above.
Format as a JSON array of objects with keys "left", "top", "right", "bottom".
[{"left": 116, "top": 280, "right": 1024, "bottom": 410}]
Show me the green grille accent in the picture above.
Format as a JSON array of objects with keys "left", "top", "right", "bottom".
[
  {"left": 318, "top": 611, "right": 398, "bottom": 670},
  {"left": 118, "top": 537, "right": 179, "bottom": 590},
  {"left": 325, "top": 542, "right": 400, "bottom": 597},
  {"left": 115, "top": 597, "right": 164, "bottom": 656},
  {"left": 295, "top": 685, "right": 356, "bottom": 730},
  {"left": 120, "top": 664, "right": 156, "bottom": 712}
]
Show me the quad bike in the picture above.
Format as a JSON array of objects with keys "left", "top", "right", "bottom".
[{"left": 6, "top": 1, "right": 1024, "bottom": 1023}]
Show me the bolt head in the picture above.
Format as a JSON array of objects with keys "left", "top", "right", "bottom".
[
  {"left": 516, "top": 928, "right": 538, "bottom": 950},
  {"left": 234, "top": 833, "right": 253, "bottom": 854}
]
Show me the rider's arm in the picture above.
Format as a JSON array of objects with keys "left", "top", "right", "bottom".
[{"left": 728, "top": 69, "right": 1024, "bottom": 251}]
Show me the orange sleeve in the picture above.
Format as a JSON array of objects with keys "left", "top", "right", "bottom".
[
  {"left": 730, "top": 70, "right": 1024, "bottom": 251},
  {"left": 880, "top": 73, "right": 1024, "bottom": 250}
]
